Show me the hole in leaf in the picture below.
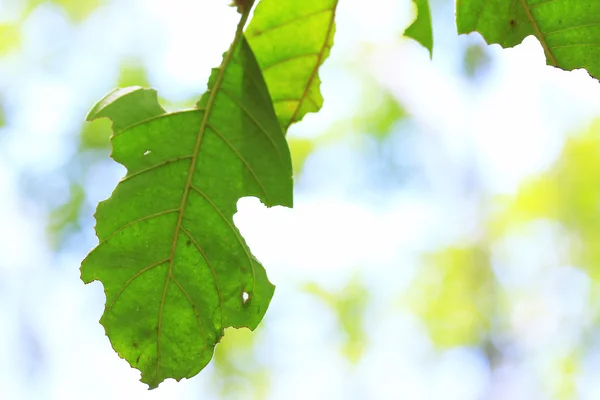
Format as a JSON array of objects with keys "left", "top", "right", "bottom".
[
  {"left": 242, "top": 291, "right": 249, "bottom": 305},
  {"left": 143, "top": 150, "right": 151, "bottom": 156}
]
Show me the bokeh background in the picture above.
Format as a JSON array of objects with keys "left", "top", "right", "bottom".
[{"left": 2, "top": 0, "right": 600, "bottom": 398}]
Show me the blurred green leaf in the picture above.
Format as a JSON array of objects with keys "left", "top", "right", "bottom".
[
  {"left": 0, "top": 23, "right": 21, "bottom": 55},
  {"left": 246, "top": 0, "right": 339, "bottom": 131},
  {"left": 79, "top": 117, "right": 112, "bottom": 150},
  {"left": 491, "top": 120, "right": 600, "bottom": 279},
  {"left": 47, "top": 183, "right": 85, "bottom": 248},
  {"left": 408, "top": 246, "right": 494, "bottom": 348},
  {"left": 462, "top": 42, "right": 491, "bottom": 79},
  {"left": 80, "top": 10, "right": 292, "bottom": 388},
  {"left": 27, "top": 0, "right": 104, "bottom": 22},
  {"left": 457, "top": 0, "right": 600, "bottom": 80},
  {"left": 356, "top": 88, "right": 405, "bottom": 139},
  {"left": 404, "top": 0, "right": 433, "bottom": 57},
  {"left": 212, "top": 327, "right": 269, "bottom": 399},
  {"left": 305, "top": 278, "right": 369, "bottom": 363},
  {"left": 0, "top": 98, "right": 6, "bottom": 128},
  {"left": 117, "top": 60, "right": 150, "bottom": 88},
  {"left": 552, "top": 352, "right": 579, "bottom": 400},
  {"left": 288, "top": 137, "right": 315, "bottom": 177}
]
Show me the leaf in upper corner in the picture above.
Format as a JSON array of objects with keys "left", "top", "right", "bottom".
[
  {"left": 457, "top": 0, "right": 600, "bottom": 80},
  {"left": 80, "top": 28, "right": 293, "bottom": 388},
  {"left": 404, "top": 0, "right": 433, "bottom": 57},
  {"left": 246, "top": 0, "right": 339, "bottom": 131}
]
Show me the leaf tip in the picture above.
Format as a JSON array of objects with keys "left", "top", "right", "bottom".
[
  {"left": 404, "top": 0, "right": 433, "bottom": 57},
  {"left": 85, "top": 86, "right": 166, "bottom": 133}
]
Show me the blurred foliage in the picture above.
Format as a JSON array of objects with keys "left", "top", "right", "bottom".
[
  {"left": 0, "top": 97, "right": 6, "bottom": 128},
  {"left": 288, "top": 137, "right": 315, "bottom": 177},
  {"left": 211, "top": 327, "right": 269, "bottom": 400},
  {"left": 357, "top": 87, "right": 406, "bottom": 139},
  {"left": 318, "top": 79, "right": 407, "bottom": 145},
  {"left": 26, "top": 0, "right": 105, "bottom": 22},
  {"left": 0, "top": 23, "right": 21, "bottom": 55},
  {"left": 47, "top": 183, "right": 85, "bottom": 249},
  {"left": 462, "top": 42, "right": 491, "bottom": 81},
  {"left": 304, "top": 277, "right": 369, "bottom": 363},
  {"left": 552, "top": 351, "right": 579, "bottom": 400},
  {"left": 116, "top": 59, "right": 150, "bottom": 88},
  {"left": 408, "top": 246, "right": 495, "bottom": 348},
  {"left": 79, "top": 118, "right": 111, "bottom": 150},
  {"left": 491, "top": 119, "right": 600, "bottom": 279}
]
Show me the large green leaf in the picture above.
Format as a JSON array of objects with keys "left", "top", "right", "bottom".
[
  {"left": 457, "top": 0, "right": 600, "bottom": 80},
  {"left": 80, "top": 7, "right": 292, "bottom": 388},
  {"left": 246, "top": 0, "right": 339, "bottom": 131},
  {"left": 404, "top": 0, "right": 433, "bottom": 57}
]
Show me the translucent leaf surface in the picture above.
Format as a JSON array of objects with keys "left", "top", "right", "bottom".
[
  {"left": 246, "top": 0, "right": 339, "bottom": 131},
  {"left": 457, "top": 0, "right": 600, "bottom": 80},
  {"left": 404, "top": 0, "right": 433, "bottom": 57},
  {"left": 80, "top": 10, "right": 292, "bottom": 388}
]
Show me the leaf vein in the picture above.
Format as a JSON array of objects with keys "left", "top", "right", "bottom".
[
  {"left": 261, "top": 52, "right": 321, "bottom": 72},
  {"left": 107, "top": 257, "right": 170, "bottom": 317},
  {"left": 180, "top": 227, "right": 224, "bottom": 331},
  {"left": 170, "top": 275, "right": 208, "bottom": 345},
  {"left": 120, "top": 155, "right": 193, "bottom": 183},
  {"left": 551, "top": 43, "right": 600, "bottom": 49},
  {"left": 97, "top": 208, "right": 179, "bottom": 245},
  {"left": 189, "top": 185, "right": 256, "bottom": 294},
  {"left": 245, "top": 8, "right": 333, "bottom": 39},
  {"left": 206, "top": 122, "right": 270, "bottom": 204},
  {"left": 285, "top": 1, "right": 339, "bottom": 130},
  {"left": 543, "top": 22, "right": 600, "bottom": 37},
  {"left": 530, "top": 0, "right": 563, "bottom": 9},
  {"left": 519, "top": 0, "right": 558, "bottom": 66},
  {"left": 218, "top": 87, "right": 285, "bottom": 166}
]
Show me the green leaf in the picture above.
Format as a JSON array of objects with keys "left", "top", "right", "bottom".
[
  {"left": 80, "top": 10, "right": 292, "bottom": 388},
  {"left": 457, "top": 0, "right": 600, "bottom": 80},
  {"left": 404, "top": 0, "right": 433, "bottom": 57},
  {"left": 246, "top": 0, "right": 339, "bottom": 131}
]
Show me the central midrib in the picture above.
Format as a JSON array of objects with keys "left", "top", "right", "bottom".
[
  {"left": 286, "top": 0, "right": 339, "bottom": 131},
  {"left": 153, "top": 9, "right": 253, "bottom": 382},
  {"left": 519, "top": 0, "right": 558, "bottom": 66}
]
